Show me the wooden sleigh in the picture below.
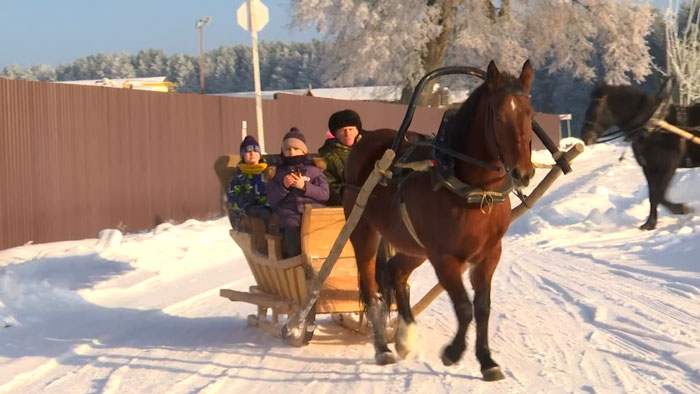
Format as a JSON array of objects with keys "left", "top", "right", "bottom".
[{"left": 220, "top": 205, "right": 370, "bottom": 346}]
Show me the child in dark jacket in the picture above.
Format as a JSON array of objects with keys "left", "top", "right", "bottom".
[
  {"left": 226, "top": 135, "right": 270, "bottom": 230},
  {"left": 267, "top": 129, "right": 329, "bottom": 257}
]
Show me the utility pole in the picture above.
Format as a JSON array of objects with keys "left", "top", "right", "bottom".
[{"left": 196, "top": 17, "right": 211, "bottom": 94}]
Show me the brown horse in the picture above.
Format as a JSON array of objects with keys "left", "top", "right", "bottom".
[{"left": 343, "top": 60, "right": 535, "bottom": 381}]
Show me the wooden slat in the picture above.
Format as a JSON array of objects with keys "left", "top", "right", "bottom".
[
  {"left": 300, "top": 206, "right": 364, "bottom": 314},
  {"left": 256, "top": 265, "right": 273, "bottom": 293},
  {"left": 305, "top": 218, "right": 355, "bottom": 259},
  {"left": 276, "top": 267, "right": 293, "bottom": 299},
  {"left": 263, "top": 265, "right": 284, "bottom": 297},
  {"left": 247, "top": 261, "right": 264, "bottom": 289},
  {"left": 251, "top": 257, "right": 305, "bottom": 270},
  {"left": 220, "top": 289, "right": 296, "bottom": 313},
  {"left": 266, "top": 235, "right": 283, "bottom": 260},
  {"left": 294, "top": 266, "right": 307, "bottom": 303},
  {"left": 310, "top": 257, "right": 359, "bottom": 291},
  {"left": 316, "top": 288, "right": 363, "bottom": 314},
  {"left": 285, "top": 268, "right": 301, "bottom": 303}
]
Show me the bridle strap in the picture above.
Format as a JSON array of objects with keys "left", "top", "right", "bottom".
[{"left": 484, "top": 91, "right": 530, "bottom": 173}]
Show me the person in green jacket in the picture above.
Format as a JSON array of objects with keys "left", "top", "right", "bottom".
[{"left": 318, "top": 109, "right": 363, "bottom": 206}]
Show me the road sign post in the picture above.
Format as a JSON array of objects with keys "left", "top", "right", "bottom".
[{"left": 237, "top": 0, "right": 269, "bottom": 153}]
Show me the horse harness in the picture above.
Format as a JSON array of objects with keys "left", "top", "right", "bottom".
[{"left": 388, "top": 92, "right": 526, "bottom": 247}]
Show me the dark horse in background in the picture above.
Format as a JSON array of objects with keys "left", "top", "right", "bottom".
[
  {"left": 581, "top": 84, "right": 700, "bottom": 230},
  {"left": 343, "top": 61, "right": 535, "bottom": 381}
]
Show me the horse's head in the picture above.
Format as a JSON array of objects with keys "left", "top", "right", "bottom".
[
  {"left": 483, "top": 60, "right": 536, "bottom": 188},
  {"left": 581, "top": 84, "right": 660, "bottom": 145},
  {"left": 581, "top": 86, "right": 616, "bottom": 145}
]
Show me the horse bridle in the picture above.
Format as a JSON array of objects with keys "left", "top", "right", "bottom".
[{"left": 484, "top": 90, "right": 531, "bottom": 174}]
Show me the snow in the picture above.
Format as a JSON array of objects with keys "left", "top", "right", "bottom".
[
  {"left": 216, "top": 85, "right": 471, "bottom": 105},
  {"left": 1, "top": 139, "right": 699, "bottom": 393}
]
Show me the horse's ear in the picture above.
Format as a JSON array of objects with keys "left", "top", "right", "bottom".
[
  {"left": 519, "top": 60, "right": 534, "bottom": 92},
  {"left": 487, "top": 60, "right": 502, "bottom": 89}
]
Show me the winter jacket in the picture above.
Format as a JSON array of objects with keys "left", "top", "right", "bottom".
[
  {"left": 227, "top": 162, "right": 268, "bottom": 212},
  {"left": 266, "top": 159, "right": 329, "bottom": 228},
  {"left": 318, "top": 138, "right": 350, "bottom": 206}
]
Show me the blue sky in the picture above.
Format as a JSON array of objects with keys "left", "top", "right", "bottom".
[
  {"left": 0, "top": 0, "right": 319, "bottom": 69},
  {"left": 0, "top": 0, "right": 673, "bottom": 70}
]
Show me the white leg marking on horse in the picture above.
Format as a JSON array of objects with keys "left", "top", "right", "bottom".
[
  {"left": 396, "top": 316, "right": 417, "bottom": 359},
  {"left": 510, "top": 98, "right": 517, "bottom": 111}
]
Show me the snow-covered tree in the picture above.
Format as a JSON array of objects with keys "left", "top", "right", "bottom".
[
  {"left": 3, "top": 42, "right": 326, "bottom": 94},
  {"left": 28, "top": 65, "right": 57, "bottom": 81},
  {"left": 291, "top": 0, "right": 655, "bottom": 98},
  {"left": 167, "top": 54, "right": 199, "bottom": 93},
  {"left": 55, "top": 53, "right": 136, "bottom": 80},
  {"left": 206, "top": 46, "right": 239, "bottom": 93},
  {"left": 134, "top": 49, "right": 169, "bottom": 78},
  {"left": 1, "top": 65, "right": 36, "bottom": 80},
  {"left": 664, "top": 0, "right": 700, "bottom": 104}
]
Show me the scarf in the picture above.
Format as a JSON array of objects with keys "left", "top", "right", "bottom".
[{"left": 237, "top": 162, "right": 268, "bottom": 175}]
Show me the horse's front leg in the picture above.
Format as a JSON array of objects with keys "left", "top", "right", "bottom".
[
  {"left": 470, "top": 249, "right": 506, "bottom": 381},
  {"left": 430, "top": 253, "right": 473, "bottom": 366}
]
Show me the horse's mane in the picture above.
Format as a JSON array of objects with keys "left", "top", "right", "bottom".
[
  {"left": 448, "top": 74, "right": 525, "bottom": 151},
  {"left": 591, "top": 84, "right": 649, "bottom": 101}
]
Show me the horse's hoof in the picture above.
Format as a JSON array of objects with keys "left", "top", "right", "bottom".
[
  {"left": 440, "top": 345, "right": 464, "bottom": 366},
  {"left": 396, "top": 343, "right": 410, "bottom": 360},
  {"left": 666, "top": 203, "right": 692, "bottom": 215},
  {"left": 639, "top": 222, "right": 656, "bottom": 231},
  {"left": 441, "top": 352, "right": 456, "bottom": 366},
  {"left": 482, "top": 366, "right": 506, "bottom": 381},
  {"left": 395, "top": 319, "right": 417, "bottom": 360},
  {"left": 375, "top": 351, "right": 397, "bottom": 365}
]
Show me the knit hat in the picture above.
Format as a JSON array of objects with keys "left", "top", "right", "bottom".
[
  {"left": 240, "top": 135, "right": 261, "bottom": 156},
  {"left": 282, "top": 129, "right": 308, "bottom": 154},
  {"left": 328, "top": 109, "right": 362, "bottom": 136}
]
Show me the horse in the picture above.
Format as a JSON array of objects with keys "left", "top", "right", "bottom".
[
  {"left": 581, "top": 84, "right": 700, "bottom": 230},
  {"left": 342, "top": 60, "right": 535, "bottom": 381}
]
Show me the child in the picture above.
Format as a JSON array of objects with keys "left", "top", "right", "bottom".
[
  {"left": 318, "top": 109, "right": 363, "bottom": 206},
  {"left": 225, "top": 135, "right": 270, "bottom": 230},
  {"left": 267, "top": 129, "right": 329, "bottom": 257}
]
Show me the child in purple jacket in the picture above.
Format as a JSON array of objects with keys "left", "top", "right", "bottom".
[{"left": 266, "top": 129, "right": 329, "bottom": 257}]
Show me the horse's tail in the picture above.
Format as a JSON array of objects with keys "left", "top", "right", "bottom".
[{"left": 374, "top": 237, "right": 394, "bottom": 314}]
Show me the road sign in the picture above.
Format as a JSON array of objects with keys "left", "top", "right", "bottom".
[
  {"left": 559, "top": 114, "right": 572, "bottom": 121},
  {"left": 237, "top": 0, "right": 269, "bottom": 32}
]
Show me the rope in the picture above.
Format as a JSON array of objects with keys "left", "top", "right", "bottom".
[{"left": 479, "top": 192, "right": 495, "bottom": 214}]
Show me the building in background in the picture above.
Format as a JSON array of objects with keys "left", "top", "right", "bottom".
[{"left": 58, "top": 76, "right": 175, "bottom": 92}]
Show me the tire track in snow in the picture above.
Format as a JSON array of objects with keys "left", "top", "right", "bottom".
[
  {"left": 497, "top": 243, "right": 699, "bottom": 392},
  {"left": 0, "top": 342, "right": 94, "bottom": 394}
]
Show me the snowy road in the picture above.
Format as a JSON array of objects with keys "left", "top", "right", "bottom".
[{"left": 1, "top": 140, "right": 698, "bottom": 393}]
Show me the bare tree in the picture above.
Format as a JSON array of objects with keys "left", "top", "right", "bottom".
[{"left": 664, "top": 0, "right": 700, "bottom": 104}]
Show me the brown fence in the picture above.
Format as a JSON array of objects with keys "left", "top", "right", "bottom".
[{"left": 0, "top": 78, "right": 560, "bottom": 250}]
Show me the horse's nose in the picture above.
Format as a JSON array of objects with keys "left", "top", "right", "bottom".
[
  {"left": 512, "top": 167, "right": 534, "bottom": 187},
  {"left": 582, "top": 131, "right": 596, "bottom": 145}
]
